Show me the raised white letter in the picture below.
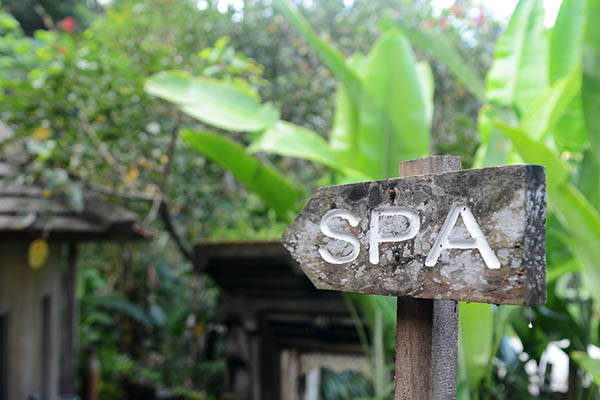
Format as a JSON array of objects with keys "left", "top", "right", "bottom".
[
  {"left": 319, "top": 209, "right": 360, "bottom": 264},
  {"left": 369, "top": 207, "right": 420, "bottom": 264},
  {"left": 425, "top": 205, "right": 500, "bottom": 269}
]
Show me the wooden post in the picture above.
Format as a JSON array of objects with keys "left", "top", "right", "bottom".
[
  {"left": 394, "top": 156, "right": 461, "bottom": 400},
  {"left": 60, "top": 243, "right": 78, "bottom": 396}
]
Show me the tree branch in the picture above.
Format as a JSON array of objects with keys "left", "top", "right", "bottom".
[
  {"left": 160, "top": 110, "right": 182, "bottom": 193},
  {"left": 76, "top": 100, "right": 125, "bottom": 176},
  {"left": 159, "top": 199, "right": 193, "bottom": 262},
  {"left": 70, "top": 107, "right": 194, "bottom": 263},
  {"left": 72, "top": 172, "right": 194, "bottom": 263}
]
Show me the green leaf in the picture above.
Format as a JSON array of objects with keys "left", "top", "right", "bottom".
[
  {"left": 248, "top": 121, "right": 341, "bottom": 170},
  {"left": 582, "top": 0, "right": 600, "bottom": 157},
  {"left": 494, "top": 121, "right": 570, "bottom": 188},
  {"left": 549, "top": 0, "right": 585, "bottom": 83},
  {"left": 486, "top": 0, "right": 549, "bottom": 114},
  {"left": 357, "top": 30, "right": 430, "bottom": 178},
  {"left": 577, "top": 150, "right": 600, "bottom": 209},
  {"left": 329, "top": 82, "right": 360, "bottom": 168},
  {"left": 89, "top": 295, "right": 152, "bottom": 327},
  {"left": 66, "top": 181, "right": 84, "bottom": 213},
  {"left": 547, "top": 257, "right": 579, "bottom": 283},
  {"left": 149, "top": 303, "right": 167, "bottom": 327},
  {"left": 553, "top": 96, "right": 589, "bottom": 153},
  {"left": 416, "top": 61, "right": 434, "bottom": 132},
  {"left": 0, "top": 13, "right": 20, "bottom": 31},
  {"left": 336, "top": 168, "right": 373, "bottom": 185},
  {"left": 272, "top": 0, "right": 362, "bottom": 102},
  {"left": 346, "top": 293, "right": 397, "bottom": 354},
  {"left": 551, "top": 184, "right": 600, "bottom": 304},
  {"left": 521, "top": 64, "right": 581, "bottom": 140},
  {"left": 181, "top": 129, "right": 298, "bottom": 217},
  {"left": 145, "top": 71, "right": 279, "bottom": 132},
  {"left": 399, "top": 25, "right": 485, "bottom": 102},
  {"left": 473, "top": 106, "right": 514, "bottom": 168},
  {"left": 572, "top": 351, "right": 600, "bottom": 385},
  {"left": 459, "top": 302, "right": 493, "bottom": 390}
]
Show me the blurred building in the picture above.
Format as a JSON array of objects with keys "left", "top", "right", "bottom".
[
  {"left": 0, "top": 122, "right": 150, "bottom": 400},
  {"left": 195, "top": 241, "right": 371, "bottom": 400}
]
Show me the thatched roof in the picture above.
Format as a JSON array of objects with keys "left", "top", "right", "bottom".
[{"left": 0, "top": 122, "right": 150, "bottom": 241}]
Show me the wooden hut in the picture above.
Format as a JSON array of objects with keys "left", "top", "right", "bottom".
[
  {"left": 195, "top": 241, "right": 371, "bottom": 400},
  {"left": 0, "top": 158, "right": 149, "bottom": 400}
]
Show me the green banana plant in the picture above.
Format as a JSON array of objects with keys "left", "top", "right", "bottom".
[
  {"left": 383, "top": 0, "right": 600, "bottom": 397},
  {"left": 146, "top": 1, "right": 434, "bottom": 396},
  {"left": 145, "top": 71, "right": 302, "bottom": 219},
  {"left": 260, "top": 2, "right": 434, "bottom": 396},
  {"left": 267, "top": 0, "right": 432, "bottom": 181}
]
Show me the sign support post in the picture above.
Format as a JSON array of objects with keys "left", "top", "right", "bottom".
[{"left": 394, "top": 156, "right": 461, "bottom": 400}]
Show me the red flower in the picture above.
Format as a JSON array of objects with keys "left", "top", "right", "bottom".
[{"left": 59, "top": 17, "right": 77, "bottom": 34}]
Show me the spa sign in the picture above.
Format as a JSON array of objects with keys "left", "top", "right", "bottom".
[{"left": 281, "top": 164, "right": 547, "bottom": 306}]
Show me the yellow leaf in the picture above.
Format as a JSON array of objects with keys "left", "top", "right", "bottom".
[
  {"left": 32, "top": 126, "right": 51, "bottom": 140},
  {"left": 194, "top": 321, "right": 205, "bottom": 336},
  {"left": 159, "top": 155, "right": 169, "bottom": 165},
  {"left": 42, "top": 188, "right": 52, "bottom": 198},
  {"left": 96, "top": 114, "right": 106, "bottom": 123},
  {"left": 268, "top": 23, "right": 278, "bottom": 33},
  {"left": 28, "top": 239, "right": 49, "bottom": 269},
  {"left": 125, "top": 168, "right": 139, "bottom": 184}
]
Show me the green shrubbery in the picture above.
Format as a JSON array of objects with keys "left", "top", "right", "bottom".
[{"left": 3, "top": 0, "right": 599, "bottom": 398}]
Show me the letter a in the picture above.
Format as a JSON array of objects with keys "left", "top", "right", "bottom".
[
  {"left": 319, "top": 209, "right": 360, "bottom": 264},
  {"left": 425, "top": 205, "right": 500, "bottom": 269}
]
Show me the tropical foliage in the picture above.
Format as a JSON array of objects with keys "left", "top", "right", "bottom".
[
  {"left": 147, "top": 0, "right": 600, "bottom": 398},
  {"left": 2, "top": 0, "right": 600, "bottom": 398},
  {"left": 399, "top": 0, "right": 600, "bottom": 397},
  {"left": 145, "top": 0, "right": 435, "bottom": 395}
]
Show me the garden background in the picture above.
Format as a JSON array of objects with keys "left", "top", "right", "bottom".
[{"left": 1, "top": 0, "right": 599, "bottom": 398}]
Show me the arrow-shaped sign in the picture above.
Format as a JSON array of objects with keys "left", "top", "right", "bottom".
[{"left": 281, "top": 164, "right": 546, "bottom": 306}]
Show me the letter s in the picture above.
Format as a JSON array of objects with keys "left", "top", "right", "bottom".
[{"left": 319, "top": 209, "right": 360, "bottom": 264}]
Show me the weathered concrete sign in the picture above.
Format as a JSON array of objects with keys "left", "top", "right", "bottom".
[{"left": 281, "top": 164, "right": 546, "bottom": 306}]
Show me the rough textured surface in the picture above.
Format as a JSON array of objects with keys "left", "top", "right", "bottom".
[
  {"left": 430, "top": 299, "right": 458, "bottom": 400},
  {"left": 281, "top": 164, "right": 547, "bottom": 305}
]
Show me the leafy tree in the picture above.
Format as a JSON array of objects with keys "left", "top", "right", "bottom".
[{"left": 0, "top": 1, "right": 283, "bottom": 397}]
